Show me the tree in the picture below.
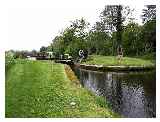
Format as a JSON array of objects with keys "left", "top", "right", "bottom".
[
  {"left": 141, "top": 20, "right": 156, "bottom": 54},
  {"left": 40, "top": 46, "right": 47, "bottom": 52},
  {"left": 87, "top": 29, "right": 111, "bottom": 55},
  {"left": 65, "top": 19, "right": 89, "bottom": 59},
  {"left": 53, "top": 18, "right": 89, "bottom": 59},
  {"left": 122, "top": 23, "right": 142, "bottom": 56},
  {"left": 47, "top": 5, "right": 156, "bottom": 59},
  {"left": 70, "top": 18, "right": 89, "bottom": 38},
  {"left": 141, "top": 5, "right": 156, "bottom": 24},
  {"left": 40, "top": 46, "right": 47, "bottom": 57},
  {"left": 141, "top": 5, "right": 156, "bottom": 55},
  {"left": 100, "top": 5, "right": 133, "bottom": 55},
  {"left": 31, "top": 50, "right": 37, "bottom": 56},
  {"left": 51, "top": 36, "right": 65, "bottom": 58}
]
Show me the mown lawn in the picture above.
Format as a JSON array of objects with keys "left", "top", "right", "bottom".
[
  {"left": 5, "top": 60, "right": 119, "bottom": 117},
  {"left": 83, "top": 55, "right": 155, "bottom": 66}
]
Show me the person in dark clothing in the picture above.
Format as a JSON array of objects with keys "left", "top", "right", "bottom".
[{"left": 117, "top": 45, "right": 123, "bottom": 63}]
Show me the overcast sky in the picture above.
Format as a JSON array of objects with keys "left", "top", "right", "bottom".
[{"left": 6, "top": 0, "right": 156, "bottom": 51}]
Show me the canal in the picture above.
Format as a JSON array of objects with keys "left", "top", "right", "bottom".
[{"left": 73, "top": 67, "right": 156, "bottom": 118}]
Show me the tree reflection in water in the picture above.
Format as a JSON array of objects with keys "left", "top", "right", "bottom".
[{"left": 74, "top": 68, "right": 156, "bottom": 118}]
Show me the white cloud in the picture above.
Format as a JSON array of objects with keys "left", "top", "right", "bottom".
[
  {"left": 5, "top": 0, "right": 157, "bottom": 51},
  {"left": 7, "top": 7, "right": 102, "bottom": 51}
]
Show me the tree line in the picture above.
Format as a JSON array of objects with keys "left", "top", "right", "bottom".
[
  {"left": 43, "top": 5, "right": 155, "bottom": 60},
  {"left": 7, "top": 5, "right": 155, "bottom": 60}
]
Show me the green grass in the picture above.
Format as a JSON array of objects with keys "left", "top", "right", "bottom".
[
  {"left": 83, "top": 55, "right": 155, "bottom": 66},
  {"left": 5, "top": 60, "right": 119, "bottom": 117}
]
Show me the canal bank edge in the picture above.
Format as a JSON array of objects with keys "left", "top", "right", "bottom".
[
  {"left": 64, "top": 64, "right": 81, "bottom": 86},
  {"left": 75, "top": 63, "right": 155, "bottom": 72},
  {"left": 64, "top": 64, "right": 121, "bottom": 118}
]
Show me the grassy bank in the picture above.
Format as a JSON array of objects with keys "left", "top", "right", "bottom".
[
  {"left": 83, "top": 55, "right": 155, "bottom": 66},
  {"left": 6, "top": 60, "right": 119, "bottom": 117}
]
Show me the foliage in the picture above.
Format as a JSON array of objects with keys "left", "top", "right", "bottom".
[
  {"left": 141, "top": 5, "right": 156, "bottom": 24},
  {"left": 100, "top": 5, "right": 134, "bottom": 50},
  {"left": 87, "top": 30, "right": 112, "bottom": 55},
  {"left": 40, "top": 46, "right": 47, "bottom": 52},
  {"left": 141, "top": 19, "right": 156, "bottom": 53},
  {"left": 5, "top": 51, "right": 15, "bottom": 72},
  {"left": 122, "top": 23, "right": 142, "bottom": 56},
  {"left": 100, "top": 5, "right": 131, "bottom": 32},
  {"left": 51, "top": 18, "right": 89, "bottom": 59},
  {"left": 47, "top": 5, "right": 156, "bottom": 60}
]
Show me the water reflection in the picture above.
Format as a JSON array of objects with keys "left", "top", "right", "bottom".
[{"left": 74, "top": 67, "right": 156, "bottom": 118}]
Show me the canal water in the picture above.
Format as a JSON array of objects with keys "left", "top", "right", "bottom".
[{"left": 73, "top": 67, "right": 156, "bottom": 118}]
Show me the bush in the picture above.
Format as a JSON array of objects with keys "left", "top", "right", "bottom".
[{"left": 5, "top": 52, "right": 15, "bottom": 72}]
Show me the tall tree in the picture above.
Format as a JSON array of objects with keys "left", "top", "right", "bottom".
[
  {"left": 50, "top": 18, "right": 89, "bottom": 59},
  {"left": 116, "top": 5, "right": 123, "bottom": 46},
  {"left": 100, "top": 5, "right": 132, "bottom": 55},
  {"left": 64, "top": 18, "right": 89, "bottom": 59},
  {"left": 141, "top": 5, "right": 156, "bottom": 54},
  {"left": 88, "top": 21, "right": 111, "bottom": 55},
  {"left": 122, "top": 23, "right": 142, "bottom": 56},
  {"left": 141, "top": 5, "right": 156, "bottom": 24}
]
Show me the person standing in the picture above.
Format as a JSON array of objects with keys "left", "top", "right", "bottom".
[
  {"left": 117, "top": 45, "right": 123, "bottom": 63},
  {"left": 79, "top": 49, "right": 84, "bottom": 62}
]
